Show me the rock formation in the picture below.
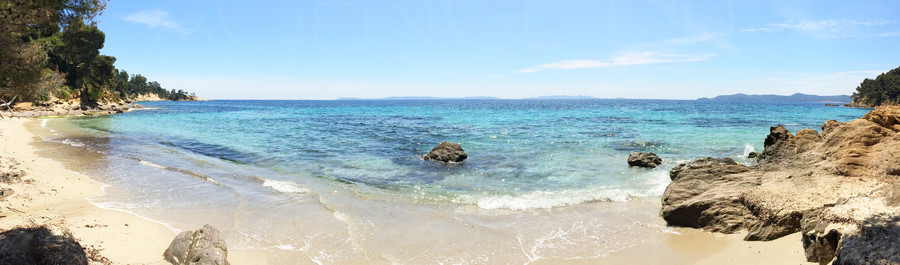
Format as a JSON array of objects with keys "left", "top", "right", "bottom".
[
  {"left": 662, "top": 106, "right": 900, "bottom": 264},
  {"left": 164, "top": 224, "right": 229, "bottom": 265},
  {"left": 627, "top": 152, "right": 662, "bottom": 168},
  {"left": 424, "top": 142, "right": 467, "bottom": 163}
]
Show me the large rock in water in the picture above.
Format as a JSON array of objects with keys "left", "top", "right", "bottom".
[
  {"left": 164, "top": 225, "right": 229, "bottom": 265},
  {"left": 424, "top": 142, "right": 467, "bottom": 162},
  {"left": 626, "top": 152, "right": 662, "bottom": 168},
  {"left": 662, "top": 106, "right": 900, "bottom": 264}
]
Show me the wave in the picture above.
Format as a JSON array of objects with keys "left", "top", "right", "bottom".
[
  {"left": 45, "top": 138, "right": 85, "bottom": 147},
  {"left": 132, "top": 157, "right": 222, "bottom": 186},
  {"left": 242, "top": 175, "right": 311, "bottom": 194},
  {"left": 262, "top": 179, "right": 310, "bottom": 194},
  {"left": 456, "top": 176, "right": 670, "bottom": 210}
]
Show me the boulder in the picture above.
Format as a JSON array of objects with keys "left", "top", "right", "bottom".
[
  {"left": 661, "top": 157, "right": 753, "bottom": 233},
  {"left": 0, "top": 226, "right": 89, "bottom": 265},
  {"left": 164, "top": 224, "right": 229, "bottom": 265},
  {"left": 626, "top": 152, "right": 662, "bottom": 168},
  {"left": 424, "top": 142, "right": 467, "bottom": 162}
]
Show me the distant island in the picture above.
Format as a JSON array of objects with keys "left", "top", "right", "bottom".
[
  {"left": 697, "top": 93, "right": 851, "bottom": 103},
  {"left": 335, "top": 95, "right": 598, "bottom": 100}
]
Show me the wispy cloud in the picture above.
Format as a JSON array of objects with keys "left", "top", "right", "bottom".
[
  {"left": 741, "top": 19, "right": 895, "bottom": 38},
  {"left": 663, "top": 32, "right": 721, "bottom": 45},
  {"left": 125, "top": 9, "right": 194, "bottom": 35},
  {"left": 514, "top": 51, "right": 713, "bottom": 73}
]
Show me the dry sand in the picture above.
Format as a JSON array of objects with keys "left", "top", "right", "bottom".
[{"left": 0, "top": 117, "right": 813, "bottom": 264}]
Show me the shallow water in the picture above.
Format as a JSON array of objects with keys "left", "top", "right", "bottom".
[{"left": 30, "top": 99, "right": 868, "bottom": 263}]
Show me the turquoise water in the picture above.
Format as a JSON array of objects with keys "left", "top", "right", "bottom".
[{"left": 34, "top": 99, "right": 869, "bottom": 263}]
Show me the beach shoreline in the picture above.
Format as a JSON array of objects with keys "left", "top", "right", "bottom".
[{"left": 0, "top": 116, "right": 819, "bottom": 264}]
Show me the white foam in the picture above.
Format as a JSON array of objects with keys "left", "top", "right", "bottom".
[
  {"left": 60, "top": 138, "right": 84, "bottom": 147},
  {"left": 463, "top": 188, "right": 634, "bottom": 211},
  {"left": 40, "top": 119, "right": 48, "bottom": 128},
  {"left": 139, "top": 160, "right": 168, "bottom": 170},
  {"left": 742, "top": 143, "right": 755, "bottom": 157},
  {"left": 263, "top": 179, "right": 310, "bottom": 194}
]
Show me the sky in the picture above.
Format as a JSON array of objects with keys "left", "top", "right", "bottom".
[{"left": 95, "top": 0, "right": 900, "bottom": 100}]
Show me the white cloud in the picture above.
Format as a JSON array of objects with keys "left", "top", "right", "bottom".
[
  {"left": 125, "top": 9, "right": 194, "bottom": 35},
  {"left": 514, "top": 51, "right": 713, "bottom": 73},
  {"left": 741, "top": 19, "right": 894, "bottom": 38}
]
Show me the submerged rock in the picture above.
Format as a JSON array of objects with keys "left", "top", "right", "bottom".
[
  {"left": 164, "top": 224, "right": 229, "bottom": 265},
  {"left": 424, "top": 142, "right": 467, "bottom": 163},
  {"left": 626, "top": 152, "right": 662, "bottom": 168}
]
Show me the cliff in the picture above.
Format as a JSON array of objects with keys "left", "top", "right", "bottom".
[{"left": 662, "top": 106, "right": 900, "bottom": 264}]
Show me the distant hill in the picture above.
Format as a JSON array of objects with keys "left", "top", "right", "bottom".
[
  {"left": 336, "top": 96, "right": 501, "bottom": 100},
  {"left": 523, "top": 95, "right": 597, "bottom": 100},
  {"left": 697, "top": 93, "right": 851, "bottom": 103}
]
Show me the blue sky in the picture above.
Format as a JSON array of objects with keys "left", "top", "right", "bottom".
[{"left": 96, "top": 0, "right": 900, "bottom": 100}]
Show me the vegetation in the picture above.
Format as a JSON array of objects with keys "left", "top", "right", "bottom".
[
  {"left": 851, "top": 66, "right": 900, "bottom": 107},
  {"left": 0, "top": 0, "right": 195, "bottom": 105}
]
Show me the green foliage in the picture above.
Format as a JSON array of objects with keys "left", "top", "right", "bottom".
[
  {"left": 0, "top": 0, "right": 106, "bottom": 102},
  {"left": 851, "top": 66, "right": 900, "bottom": 107},
  {"left": 0, "top": 0, "right": 195, "bottom": 104}
]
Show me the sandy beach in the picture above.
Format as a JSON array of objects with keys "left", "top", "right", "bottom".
[
  {"left": 0, "top": 118, "right": 268, "bottom": 264},
  {"left": 0, "top": 116, "right": 818, "bottom": 264}
]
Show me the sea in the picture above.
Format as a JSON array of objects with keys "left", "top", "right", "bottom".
[{"left": 29, "top": 99, "right": 869, "bottom": 264}]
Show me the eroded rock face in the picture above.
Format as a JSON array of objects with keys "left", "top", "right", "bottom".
[
  {"left": 626, "top": 152, "right": 662, "bottom": 168},
  {"left": 663, "top": 106, "right": 900, "bottom": 262},
  {"left": 424, "top": 142, "right": 467, "bottom": 163},
  {"left": 164, "top": 224, "right": 229, "bottom": 265}
]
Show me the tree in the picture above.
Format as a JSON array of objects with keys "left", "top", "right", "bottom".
[
  {"left": 851, "top": 66, "right": 900, "bottom": 107},
  {"left": 0, "top": 0, "right": 107, "bottom": 102}
]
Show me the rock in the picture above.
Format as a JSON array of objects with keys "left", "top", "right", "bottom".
[
  {"left": 661, "top": 157, "right": 753, "bottom": 233},
  {"left": 423, "top": 142, "right": 467, "bottom": 163},
  {"left": 626, "top": 152, "right": 662, "bottom": 168},
  {"left": 747, "top": 151, "right": 759, "bottom": 158},
  {"left": 163, "top": 224, "right": 229, "bottom": 265},
  {"left": 662, "top": 106, "right": 900, "bottom": 262},
  {"left": 0, "top": 226, "right": 89, "bottom": 265}
]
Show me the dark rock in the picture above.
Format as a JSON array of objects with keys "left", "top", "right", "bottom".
[
  {"left": 747, "top": 151, "right": 759, "bottom": 159},
  {"left": 626, "top": 152, "right": 662, "bottom": 168},
  {"left": 424, "top": 142, "right": 467, "bottom": 163},
  {"left": 833, "top": 215, "right": 900, "bottom": 265},
  {"left": 0, "top": 226, "right": 89, "bottom": 265},
  {"left": 164, "top": 224, "right": 229, "bottom": 265}
]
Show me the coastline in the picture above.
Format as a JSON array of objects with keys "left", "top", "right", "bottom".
[
  {"left": 0, "top": 118, "right": 174, "bottom": 263},
  {"left": 0, "top": 117, "right": 270, "bottom": 264},
  {"left": 1, "top": 117, "right": 815, "bottom": 264}
]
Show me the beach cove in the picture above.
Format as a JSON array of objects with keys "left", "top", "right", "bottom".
[{"left": 0, "top": 99, "right": 872, "bottom": 264}]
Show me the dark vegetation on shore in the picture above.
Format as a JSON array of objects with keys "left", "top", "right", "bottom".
[
  {"left": 0, "top": 0, "right": 196, "bottom": 107},
  {"left": 850, "top": 65, "right": 900, "bottom": 107}
]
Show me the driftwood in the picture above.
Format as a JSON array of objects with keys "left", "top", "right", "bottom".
[{"left": 0, "top": 96, "right": 18, "bottom": 119}]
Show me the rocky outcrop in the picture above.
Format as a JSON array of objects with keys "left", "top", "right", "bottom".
[
  {"left": 164, "top": 224, "right": 229, "bottom": 265},
  {"left": 626, "top": 152, "right": 662, "bottom": 168},
  {"left": 424, "top": 142, "right": 467, "bottom": 163},
  {"left": 662, "top": 106, "right": 900, "bottom": 264}
]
